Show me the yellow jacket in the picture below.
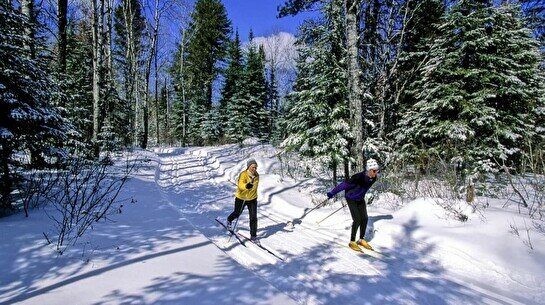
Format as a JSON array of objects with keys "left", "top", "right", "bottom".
[{"left": 235, "top": 170, "right": 259, "bottom": 200}]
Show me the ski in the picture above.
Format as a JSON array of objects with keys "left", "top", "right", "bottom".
[
  {"left": 237, "top": 231, "right": 286, "bottom": 262},
  {"left": 215, "top": 218, "right": 285, "bottom": 261},
  {"left": 215, "top": 218, "right": 247, "bottom": 247},
  {"left": 350, "top": 247, "right": 364, "bottom": 253},
  {"left": 344, "top": 242, "right": 390, "bottom": 260},
  {"left": 362, "top": 246, "right": 390, "bottom": 258}
]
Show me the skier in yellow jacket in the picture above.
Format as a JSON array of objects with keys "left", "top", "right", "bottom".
[{"left": 227, "top": 158, "right": 259, "bottom": 241}]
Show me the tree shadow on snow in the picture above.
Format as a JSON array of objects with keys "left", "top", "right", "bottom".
[
  {"left": 252, "top": 217, "right": 523, "bottom": 305},
  {"left": 2, "top": 148, "right": 538, "bottom": 305}
]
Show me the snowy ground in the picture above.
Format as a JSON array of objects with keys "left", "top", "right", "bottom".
[{"left": 1, "top": 144, "right": 544, "bottom": 305}]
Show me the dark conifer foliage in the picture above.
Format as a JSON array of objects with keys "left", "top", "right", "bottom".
[
  {"left": 218, "top": 30, "right": 244, "bottom": 140},
  {"left": 0, "top": 3, "right": 73, "bottom": 210},
  {"left": 395, "top": 1, "right": 545, "bottom": 171},
  {"left": 113, "top": 0, "right": 146, "bottom": 146},
  {"left": 281, "top": 0, "right": 351, "bottom": 167},
  {"left": 171, "top": 0, "right": 231, "bottom": 145},
  {"left": 244, "top": 42, "right": 269, "bottom": 140}
]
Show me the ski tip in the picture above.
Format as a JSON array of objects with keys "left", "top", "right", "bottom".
[{"left": 285, "top": 221, "right": 294, "bottom": 230}]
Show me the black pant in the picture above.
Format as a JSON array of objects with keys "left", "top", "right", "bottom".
[
  {"left": 347, "top": 198, "right": 368, "bottom": 242},
  {"left": 227, "top": 198, "right": 258, "bottom": 238}
]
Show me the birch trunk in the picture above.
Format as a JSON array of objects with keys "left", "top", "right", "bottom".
[
  {"left": 91, "top": 0, "right": 105, "bottom": 156},
  {"left": 142, "top": 0, "right": 161, "bottom": 149},
  {"left": 345, "top": 0, "right": 364, "bottom": 170},
  {"left": 154, "top": 48, "right": 159, "bottom": 144},
  {"left": 21, "top": 0, "right": 35, "bottom": 59},
  {"left": 105, "top": 0, "right": 113, "bottom": 83},
  {"left": 122, "top": 0, "right": 138, "bottom": 145}
]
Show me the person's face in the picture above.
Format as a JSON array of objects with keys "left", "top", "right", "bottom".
[
  {"left": 368, "top": 168, "right": 378, "bottom": 178},
  {"left": 249, "top": 164, "right": 257, "bottom": 175}
]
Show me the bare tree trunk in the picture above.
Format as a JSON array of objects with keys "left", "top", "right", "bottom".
[
  {"left": 378, "top": 3, "right": 398, "bottom": 138},
  {"left": 91, "top": 0, "right": 105, "bottom": 156},
  {"left": 154, "top": 46, "right": 159, "bottom": 144},
  {"left": 57, "top": 0, "right": 68, "bottom": 74},
  {"left": 180, "top": 29, "right": 187, "bottom": 146},
  {"left": 105, "top": 0, "right": 113, "bottom": 81},
  {"left": 345, "top": 0, "right": 364, "bottom": 171},
  {"left": 372, "top": 2, "right": 389, "bottom": 138},
  {"left": 344, "top": 160, "right": 350, "bottom": 180},
  {"left": 21, "top": 0, "right": 35, "bottom": 59},
  {"left": 332, "top": 160, "right": 338, "bottom": 185},
  {"left": 56, "top": 0, "right": 68, "bottom": 110},
  {"left": 165, "top": 79, "right": 171, "bottom": 145},
  {"left": 142, "top": 0, "right": 161, "bottom": 149},
  {"left": 122, "top": 0, "right": 138, "bottom": 145},
  {"left": 0, "top": 143, "right": 13, "bottom": 210},
  {"left": 21, "top": 0, "right": 46, "bottom": 166},
  {"left": 133, "top": 58, "right": 140, "bottom": 146},
  {"left": 103, "top": 0, "right": 114, "bottom": 128}
]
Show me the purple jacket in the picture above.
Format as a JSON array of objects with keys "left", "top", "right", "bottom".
[{"left": 329, "top": 172, "right": 376, "bottom": 202}]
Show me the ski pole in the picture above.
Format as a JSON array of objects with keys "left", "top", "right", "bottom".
[
  {"left": 286, "top": 197, "right": 330, "bottom": 229},
  {"left": 316, "top": 204, "right": 345, "bottom": 225},
  {"left": 228, "top": 199, "right": 246, "bottom": 242},
  {"left": 301, "top": 197, "right": 329, "bottom": 218}
]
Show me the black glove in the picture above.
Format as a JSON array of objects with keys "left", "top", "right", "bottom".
[{"left": 245, "top": 183, "right": 253, "bottom": 189}]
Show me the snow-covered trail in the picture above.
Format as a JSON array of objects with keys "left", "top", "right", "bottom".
[
  {"left": 152, "top": 147, "right": 538, "bottom": 305},
  {"left": 0, "top": 148, "right": 299, "bottom": 305},
  {"left": 2, "top": 146, "right": 541, "bottom": 305}
]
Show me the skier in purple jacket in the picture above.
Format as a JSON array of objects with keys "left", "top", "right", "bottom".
[{"left": 327, "top": 158, "right": 379, "bottom": 252}]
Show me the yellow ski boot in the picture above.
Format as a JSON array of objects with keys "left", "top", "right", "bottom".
[
  {"left": 348, "top": 241, "right": 362, "bottom": 252},
  {"left": 357, "top": 239, "right": 374, "bottom": 251}
]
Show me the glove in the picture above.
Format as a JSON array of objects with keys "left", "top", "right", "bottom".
[
  {"left": 245, "top": 183, "right": 253, "bottom": 189},
  {"left": 327, "top": 192, "right": 334, "bottom": 199}
]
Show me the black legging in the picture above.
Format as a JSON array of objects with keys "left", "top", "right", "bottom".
[
  {"left": 346, "top": 198, "right": 368, "bottom": 241},
  {"left": 227, "top": 198, "right": 258, "bottom": 238}
]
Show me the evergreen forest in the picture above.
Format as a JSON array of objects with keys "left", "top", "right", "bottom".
[{"left": 1, "top": 0, "right": 544, "bottom": 214}]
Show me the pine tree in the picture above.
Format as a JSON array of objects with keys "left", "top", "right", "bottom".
[
  {"left": 395, "top": 1, "right": 545, "bottom": 172},
  {"left": 156, "top": 82, "right": 171, "bottom": 145},
  {"left": 224, "top": 31, "right": 269, "bottom": 143},
  {"left": 218, "top": 30, "right": 244, "bottom": 140},
  {"left": 0, "top": 3, "right": 72, "bottom": 209},
  {"left": 225, "top": 83, "right": 251, "bottom": 143},
  {"left": 394, "top": 0, "right": 445, "bottom": 127},
  {"left": 251, "top": 32, "right": 298, "bottom": 145},
  {"left": 224, "top": 43, "right": 251, "bottom": 144},
  {"left": 63, "top": 22, "right": 94, "bottom": 146},
  {"left": 171, "top": 93, "right": 187, "bottom": 144},
  {"left": 173, "top": 0, "right": 231, "bottom": 145},
  {"left": 281, "top": 0, "right": 351, "bottom": 169},
  {"left": 245, "top": 40, "right": 269, "bottom": 140},
  {"left": 201, "top": 105, "right": 222, "bottom": 144}
]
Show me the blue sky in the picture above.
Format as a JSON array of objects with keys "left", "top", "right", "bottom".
[{"left": 221, "top": 0, "right": 316, "bottom": 40}]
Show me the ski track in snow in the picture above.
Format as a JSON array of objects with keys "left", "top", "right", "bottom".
[{"left": 149, "top": 147, "right": 537, "bottom": 305}]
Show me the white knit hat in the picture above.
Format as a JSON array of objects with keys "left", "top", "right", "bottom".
[{"left": 366, "top": 158, "right": 379, "bottom": 171}]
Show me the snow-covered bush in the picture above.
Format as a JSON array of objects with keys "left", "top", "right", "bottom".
[{"left": 18, "top": 155, "right": 137, "bottom": 254}]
